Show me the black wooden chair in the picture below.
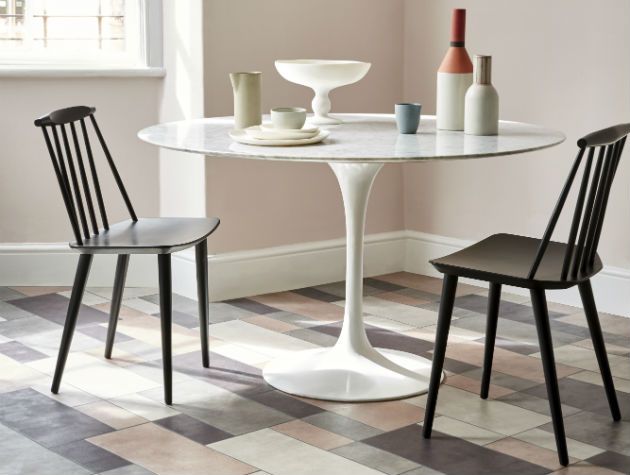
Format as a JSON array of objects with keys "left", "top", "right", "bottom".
[
  {"left": 422, "top": 124, "right": 629, "bottom": 466},
  {"left": 34, "top": 106, "right": 219, "bottom": 405}
]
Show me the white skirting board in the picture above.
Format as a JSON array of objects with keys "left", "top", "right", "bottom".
[{"left": 1, "top": 232, "right": 628, "bottom": 317}]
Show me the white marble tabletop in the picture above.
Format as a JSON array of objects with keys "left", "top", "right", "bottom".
[{"left": 138, "top": 113, "right": 565, "bottom": 163}]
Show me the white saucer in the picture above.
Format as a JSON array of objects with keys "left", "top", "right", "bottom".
[
  {"left": 230, "top": 129, "right": 329, "bottom": 146},
  {"left": 260, "top": 123, "right": 320, "bottom": 134},
  {"left": 245, "top": 125, "right": 319, "bottom": 140}
]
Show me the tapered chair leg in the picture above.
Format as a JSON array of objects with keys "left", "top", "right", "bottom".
[
  {"left": 105, "top": 254, "right": 130, "bottom": 359},
  {"left": 195, "top": 240, "right": 210, "bottom": 368},
  {"left": 531, "top": 288, "right": 569, "bottom": 466},
  {"left": 481, "top": 283, "right": 501, "bottom": 399},
  {"left": 158, "top": 254, "right": 173, "bottom": 405},
  {"left": 423, "top": 274, "right": 458, "bottom": 439},
  {"left": 51, "top": 254, "right": 94, "bottom": 394},
  {"left": 578, "top": 280, "right": 621, "bottom": 421}
]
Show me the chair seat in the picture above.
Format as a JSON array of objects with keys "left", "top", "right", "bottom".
[
  {"left": 70, "top": 217, "right": 220, "bottom": 254},
  {"left": 431, "top": 233, "right": 602, "bottom": 289}
]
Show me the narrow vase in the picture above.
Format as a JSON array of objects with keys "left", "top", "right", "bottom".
[
  {"left": 464, "top": 55, "right": 499, "bottom": 135},
  {"left": 230, "top": 72, "right": 262, "bottom": 130}
]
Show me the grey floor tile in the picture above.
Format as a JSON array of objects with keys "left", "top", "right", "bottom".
[
  {"left": 149, "top": 310, "right": 199, "bottom": 328},
  {"left": 292, "top": 287, "right": 340, "bottom": 303},
  {"left": 0, "top": 301, "right": 37, "bottom": 321},
  {"left": 0, "top": 388, "right": 113, "bottom": 448},
  {"left": 287, "top": 327, "right": 338, "bottom": 346},
  {"left": 52, "top": 439, "right": 130, "bottom": 473},
  {"left": 460, "top": 368, "right": 541, "bottom": 392},
  {"left": 332, "top": 441, "right": 420, "bottom": 475},
  {"left": 142, "top": 293, "right": 199, "bottom": 316},
  {"left": 476, "top": 336, "right": 540, "bottom": 356},
  {"left": 154, "top": 413, "right": 233, "bottom": 445},
  {"left": 523, "top": 378, "right": 630, "bottom": 419},
  {"left": 303, "top": 412, "right": 383, "bottom": 441},
  {"left": 247, "top": 389, "right": 323, "bottom": 419},
  {"left": 0, "top": 422, "right": 90, "bottom": 475},
  {"left": 0, "top": 316, "right": 61, "bottom": 339},
  {"left": 0, "top": 287, "right": 26, "bottom": 301},
  {"left": 540, "top": 410, "right": 630, "bottom": 456},
  {"left": 364, "top": 277, "right": 406, "bottom": 292},
  {"left": 399, "top": 467, "right": 447, "bottom": 475},
  {"left": 585, "top": 451, "right": 630, "bottom": 474},
  {"left": 78, "top": 323, "right": 133, "bottom": 344},
  {"left": 223, "top": 297, "right": 279, "bottom": 315},
  {"left": 496, "top": 390, "right": 582, "bottom": 418},
  {"left": 268, "top": 310, "right": 323, "bottom": 329},
  {"left": 0, "top": 340, "right": 48, "bottom": 363},
  {"left": 10, "top": 293, "right": 109, "bottom": 327},
  {"left": 97, "top": 464, "right": 157, "bottom": 475},
  {"left": 314, "top": 281, "right": 382, "bottom": 298},
  {"left": 363, "top": 425, "right": 550, "bottom": 475}
]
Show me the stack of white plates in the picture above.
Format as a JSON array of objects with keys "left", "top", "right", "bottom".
[{"left": 230, "top": 124, "right": 329, "bottom": 146}]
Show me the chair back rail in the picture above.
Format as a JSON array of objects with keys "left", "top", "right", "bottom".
[
  {"left": 528, "top": 124, "right": 630, "bottom": 280},
  {"left": 35, "top": 106, "right": 138, "bottom": 246}
]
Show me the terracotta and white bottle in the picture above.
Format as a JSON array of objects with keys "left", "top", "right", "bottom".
[
  {"left": 436, "top": 8, "right": 473, "bottom": 131},
  {"left": 464, "top": 55, "right": 499, "bottom": 135}
]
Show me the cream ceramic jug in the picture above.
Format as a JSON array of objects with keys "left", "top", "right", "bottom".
[{"left": 230, "top": 72, "right": 262, "bottom": 130}]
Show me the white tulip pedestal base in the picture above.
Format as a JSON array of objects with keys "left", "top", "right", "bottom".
[{"left": 263, "top": 162, "right": 443, "bottom": 401}]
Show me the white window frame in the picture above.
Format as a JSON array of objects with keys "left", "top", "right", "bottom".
[{"left": 0, "top": 0, "right": 163, "bottom": 77}]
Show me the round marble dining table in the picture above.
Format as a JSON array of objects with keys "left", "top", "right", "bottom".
[{"left": 138, "top": 113, "right": 565, "bottom": 402}]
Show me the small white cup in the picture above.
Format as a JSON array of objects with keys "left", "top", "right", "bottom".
[{"left": 271, "top": 107, "right": 307, "bottom": 129}]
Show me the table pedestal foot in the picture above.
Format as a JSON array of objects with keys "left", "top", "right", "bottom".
[{"left": 263, "top": 346, "right": 442, "bottom": 402}]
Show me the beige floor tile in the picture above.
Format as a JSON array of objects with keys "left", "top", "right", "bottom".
[
  {"left": 210, "top": 340, "right": 270, "bottom": 366},
  {"left": 28, "top": 353, "right": 160, "bottom": 399},
  {"left": 32, "top": 379, "right": 99, "bottom": 407},
  {"left": 377, "top": 291, "right": 430, "bottom": 307},
  {"left": 76, "top": 400, "right": 148, "bottom": 429},
  {"left": 405, "top": 325, "right": 484, "bottom": 343},
  {"left": 272, "top": 420, "right": 352, "bottom": 450},
  {"left": 109, "top": 393, "right": 180, "bottom": 421},
  {"left": 58, "top": 290, "right": 109, "bottom": 306},
  {"left": 0, "top": 354, "right": 49, "bottom": 393},
  {"left": 547, "top": 461, "right": 626, "bottom": 475},
  {"left": 486, "top": 437, "right": 576, "bottom": 470},
  {"left": 413, "top": 386, "right": 551, "bottom": 435},
  {"left": 92, "top": 302, "right": 150, "bottom": 318},
  {"left": 531, "top": 344, "right": 630, "bottom": 380},
  {"left": 557, "top": 312, "right": 630, "bottom": 338},
  {"left": 10, "top": 286, "right": 71, "bottom": 296},
  {"left": 356, "top": 296, "right": 444, "bottom": 328},
  {"left": 423, "top": 415, "right": 505, "bottom": 446},
  {"left": 329, "top": 399, "right": 424, "bottom": 431},
  {"left": 568, "top": 370, "right": 630, "bottom": 393},
  {"left": 210, "top": 428, "right": 383, "bottom": 475},
  {"left": 243, "top": 314, "right": 299, "bottom": 333},
  {"left": 445, "top": 374, "right": 515, "bottom": 399},
  {"left": 376, "top": 272, "right": 482, "bottom": 296},
  {"left": 251, "top": 292, "right": 344, "bottom": 322},
  {"left": 445, "top": 338, "right": 581, "bottom": 383},
  {"left": 112, "top": 314, "right": 201, "bottom": 356},
  {"left": 121, "top": 298, "right": 161, "bottom": 315},
  {"left": 89, "top": 423, "right": 255, "bottom": 475},
  {"left": 208, "top": 320, "right": 317, "bottom": 359},
  {"left": 363, "top": 314, "right": 416, "bottom": 333},
  {"left": 513, "top": 428, "right": 606, "bottom": 460},
  {"left": 573, "top": 338, "right": 630, "bottom": 356}
]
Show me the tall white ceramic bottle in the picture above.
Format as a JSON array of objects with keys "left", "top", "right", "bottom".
[
  {"left": 464, "top": 55, "right": 499, "bottom": 135},
  {"left": 436, "top": 9, "right": 473, "bottom": 131}
]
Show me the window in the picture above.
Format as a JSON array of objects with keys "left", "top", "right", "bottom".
[{"left": 0, "top": 0, "right": 161, "bottom": 70}]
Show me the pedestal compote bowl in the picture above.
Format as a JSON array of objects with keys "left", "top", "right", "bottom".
[{"left": 275, "top": 59, "right": 371, "bottom": 125}]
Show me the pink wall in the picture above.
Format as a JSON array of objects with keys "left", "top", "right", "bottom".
[
  {"left": 402, "top": 0, "right": 630, "bottom": 268},
  {"left": 202, "top": 0, "right": 405, "bottom": 253}
]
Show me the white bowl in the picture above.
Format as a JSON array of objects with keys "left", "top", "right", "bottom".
[
  {"left": 275, "top": 59, "right": 371, "bottom": 125},
  {"left": 271, "top": 107, "right": 307, "bottom": 129}
]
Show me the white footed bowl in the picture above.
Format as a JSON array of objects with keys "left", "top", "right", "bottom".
[{"left": 275, "top": 59, "right": 371, "bottom": 125}]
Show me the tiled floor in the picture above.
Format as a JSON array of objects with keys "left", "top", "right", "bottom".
[{"left": 0, "top": 272, "right": 629, "bottom": 475}]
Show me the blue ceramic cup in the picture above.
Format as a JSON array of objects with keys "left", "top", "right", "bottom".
[{"left": 395, "top": 103, "right": 422, "bottom": 134}]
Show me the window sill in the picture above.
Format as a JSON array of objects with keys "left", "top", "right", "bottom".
[{"left": 0, "top": 66, "right": 166, "bottom": 78}]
